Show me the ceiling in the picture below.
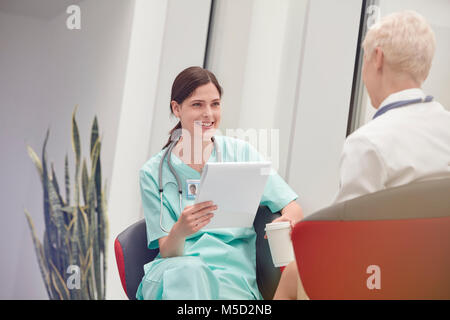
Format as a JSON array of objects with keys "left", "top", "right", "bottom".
[{"left": 0, "top": 0, "right": 84, "bottom": 20}]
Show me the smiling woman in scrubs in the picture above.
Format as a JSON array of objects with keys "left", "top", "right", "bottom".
[{"left": 136, "top": 66, "right": 303, "bottom": 300}]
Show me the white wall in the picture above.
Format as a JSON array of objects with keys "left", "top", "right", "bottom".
[{"left": 0, "top": 0, "right": 135, "bottom": 299}]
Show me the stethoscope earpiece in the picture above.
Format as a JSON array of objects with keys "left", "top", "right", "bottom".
[{"left": 170, "top": 128, "right": 183, "bottom": 142}]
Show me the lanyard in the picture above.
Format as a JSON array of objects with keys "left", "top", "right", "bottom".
[{"left": 373, "top": 95, "right": 433, "bottom": 120}]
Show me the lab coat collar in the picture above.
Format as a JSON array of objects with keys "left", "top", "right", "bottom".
[{"left": 378, "top": 88, "right": 426, "bottom": 110}]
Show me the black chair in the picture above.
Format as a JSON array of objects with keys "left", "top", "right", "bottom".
[{"left": 114, "top": 205, "right": 281, "bottom": 300}]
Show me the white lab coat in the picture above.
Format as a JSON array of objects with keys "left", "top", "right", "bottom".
[{"left": 334, "top": 88, "right": 450, "bottom": 204}]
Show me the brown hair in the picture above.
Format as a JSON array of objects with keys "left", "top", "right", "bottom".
[{"left": 162, "top": 66, "right": 223, "bottom": 149}]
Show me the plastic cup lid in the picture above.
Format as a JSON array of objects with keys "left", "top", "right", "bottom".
[{"left": 265, "top": 221, "right": 291, "bottom": 231}]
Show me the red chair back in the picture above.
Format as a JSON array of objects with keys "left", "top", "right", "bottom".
[{"left": 292, "top": 178, "right": 450, "bottom": 299}]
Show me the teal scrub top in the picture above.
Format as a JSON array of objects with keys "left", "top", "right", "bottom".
[{"left": 139, "top": 135, "right": 298, "bottom": 299}]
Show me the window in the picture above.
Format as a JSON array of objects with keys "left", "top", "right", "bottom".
[{"left": 348, "top": 0, "right": 450, "bottom": 134}]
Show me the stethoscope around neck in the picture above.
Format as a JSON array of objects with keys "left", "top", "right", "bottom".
[{"left": 158, "top": 130, "right": 222, "bottom": 233}]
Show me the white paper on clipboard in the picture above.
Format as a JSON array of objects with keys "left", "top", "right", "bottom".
[{"left": 194, "top": 162, "right": 272, "bottom": 229}]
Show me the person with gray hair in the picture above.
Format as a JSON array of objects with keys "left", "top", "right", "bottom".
[
  {"left": 334, "top": 10, "right": 450, "bottom": 203},
  {"left": 274, "top": 10, "right": 450, "bottom": 300}
]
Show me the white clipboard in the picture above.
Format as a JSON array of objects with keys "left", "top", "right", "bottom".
[{"left": 194, "top": 162, "right": 272, "bottom": 229}]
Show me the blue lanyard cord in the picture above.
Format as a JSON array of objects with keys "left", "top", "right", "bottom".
[{"left": 373, "top": 95, "right": 433, "bottom": 120}]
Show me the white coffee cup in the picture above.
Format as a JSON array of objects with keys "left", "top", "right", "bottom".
[{"left": 265, "top": 221, "right": 295, "bottom": 267}]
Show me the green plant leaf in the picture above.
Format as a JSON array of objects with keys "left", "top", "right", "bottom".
[
  {"left": 78, "top": 206, "right": 90, "bottom": 252},
  {"left": 72, "top": 106, "right": 81, "bottom": 206},
  {"left": 49, "top": 260, "right": 70, "bottom": 300},
  {"left": 81, "top": 160, "right": 88, "bottom": 206},
  {"left": 87, "top": 138, "right": 103, "bottom": 298},
  {"left": 41, "top": 129, "right": 60, "bottom": 274},
  {"left": 64, "top": 154, "right": 70, "bottom": 207},
  {"left": 71, "top": 106, "right": 81, "bottom": 166},
  {"left": 92, "top": 131, "right": 105, "bottom": 297},
  {"left": 77, "top": 205, "right": 92, "bottom": 298},
  {"left": 24, "top": 210, "right": 53, "bottom": 299},
  {"left": 27, "top": 145, "right": 43, "bottom": 185},
  {"left": 47, "top": 171, "right": 69, "bottom": 276},
  {"left": 90, "top": 116, "right": 99, "bottom": 156},
  {"left": 100, "top": 187, "right": 109, "bottom": 298},
  {"left": 68, "top": 206, "right": 80, "bottom": 276},
  {"left": 51, "top": 163, "right": 65, "bottom": 207},
  {"left": 26, "top": 111, "right": 109, "bottom": 300},
  {"left": 64, "top": 211, "right": 80, "bottom": 299},
  {"left": 44, "top": 231, "right": 61, "bottom": 300},
  {"left": 42, "top": 129, "right": 51, "bottom": 230},
  {"left": 82, "top": 246, "right": 94, "bottom": 299}
]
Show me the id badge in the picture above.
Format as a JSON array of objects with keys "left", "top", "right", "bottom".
[{"left": 186, "top": 179, "right": 200, "bottom": 200}]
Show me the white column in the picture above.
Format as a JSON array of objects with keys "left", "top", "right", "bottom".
[
  {"left": 106, "top": 0, "right": 169, "bottom": 300},
  {"left": 106, "top": 0, "right": 212, "bottom": 300},
  {"left": 147, "top": 0, "right": 212, "bottom": 159},
  {"left": 286, "top": 0, "right": 363, "bottom": 216},
  {"left": 206, "top": 0, "right": 308, "bottom": 178}
]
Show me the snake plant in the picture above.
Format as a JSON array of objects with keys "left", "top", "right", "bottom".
[{"left": 24, "top": 107, "right": 109, "bottom": 300}]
